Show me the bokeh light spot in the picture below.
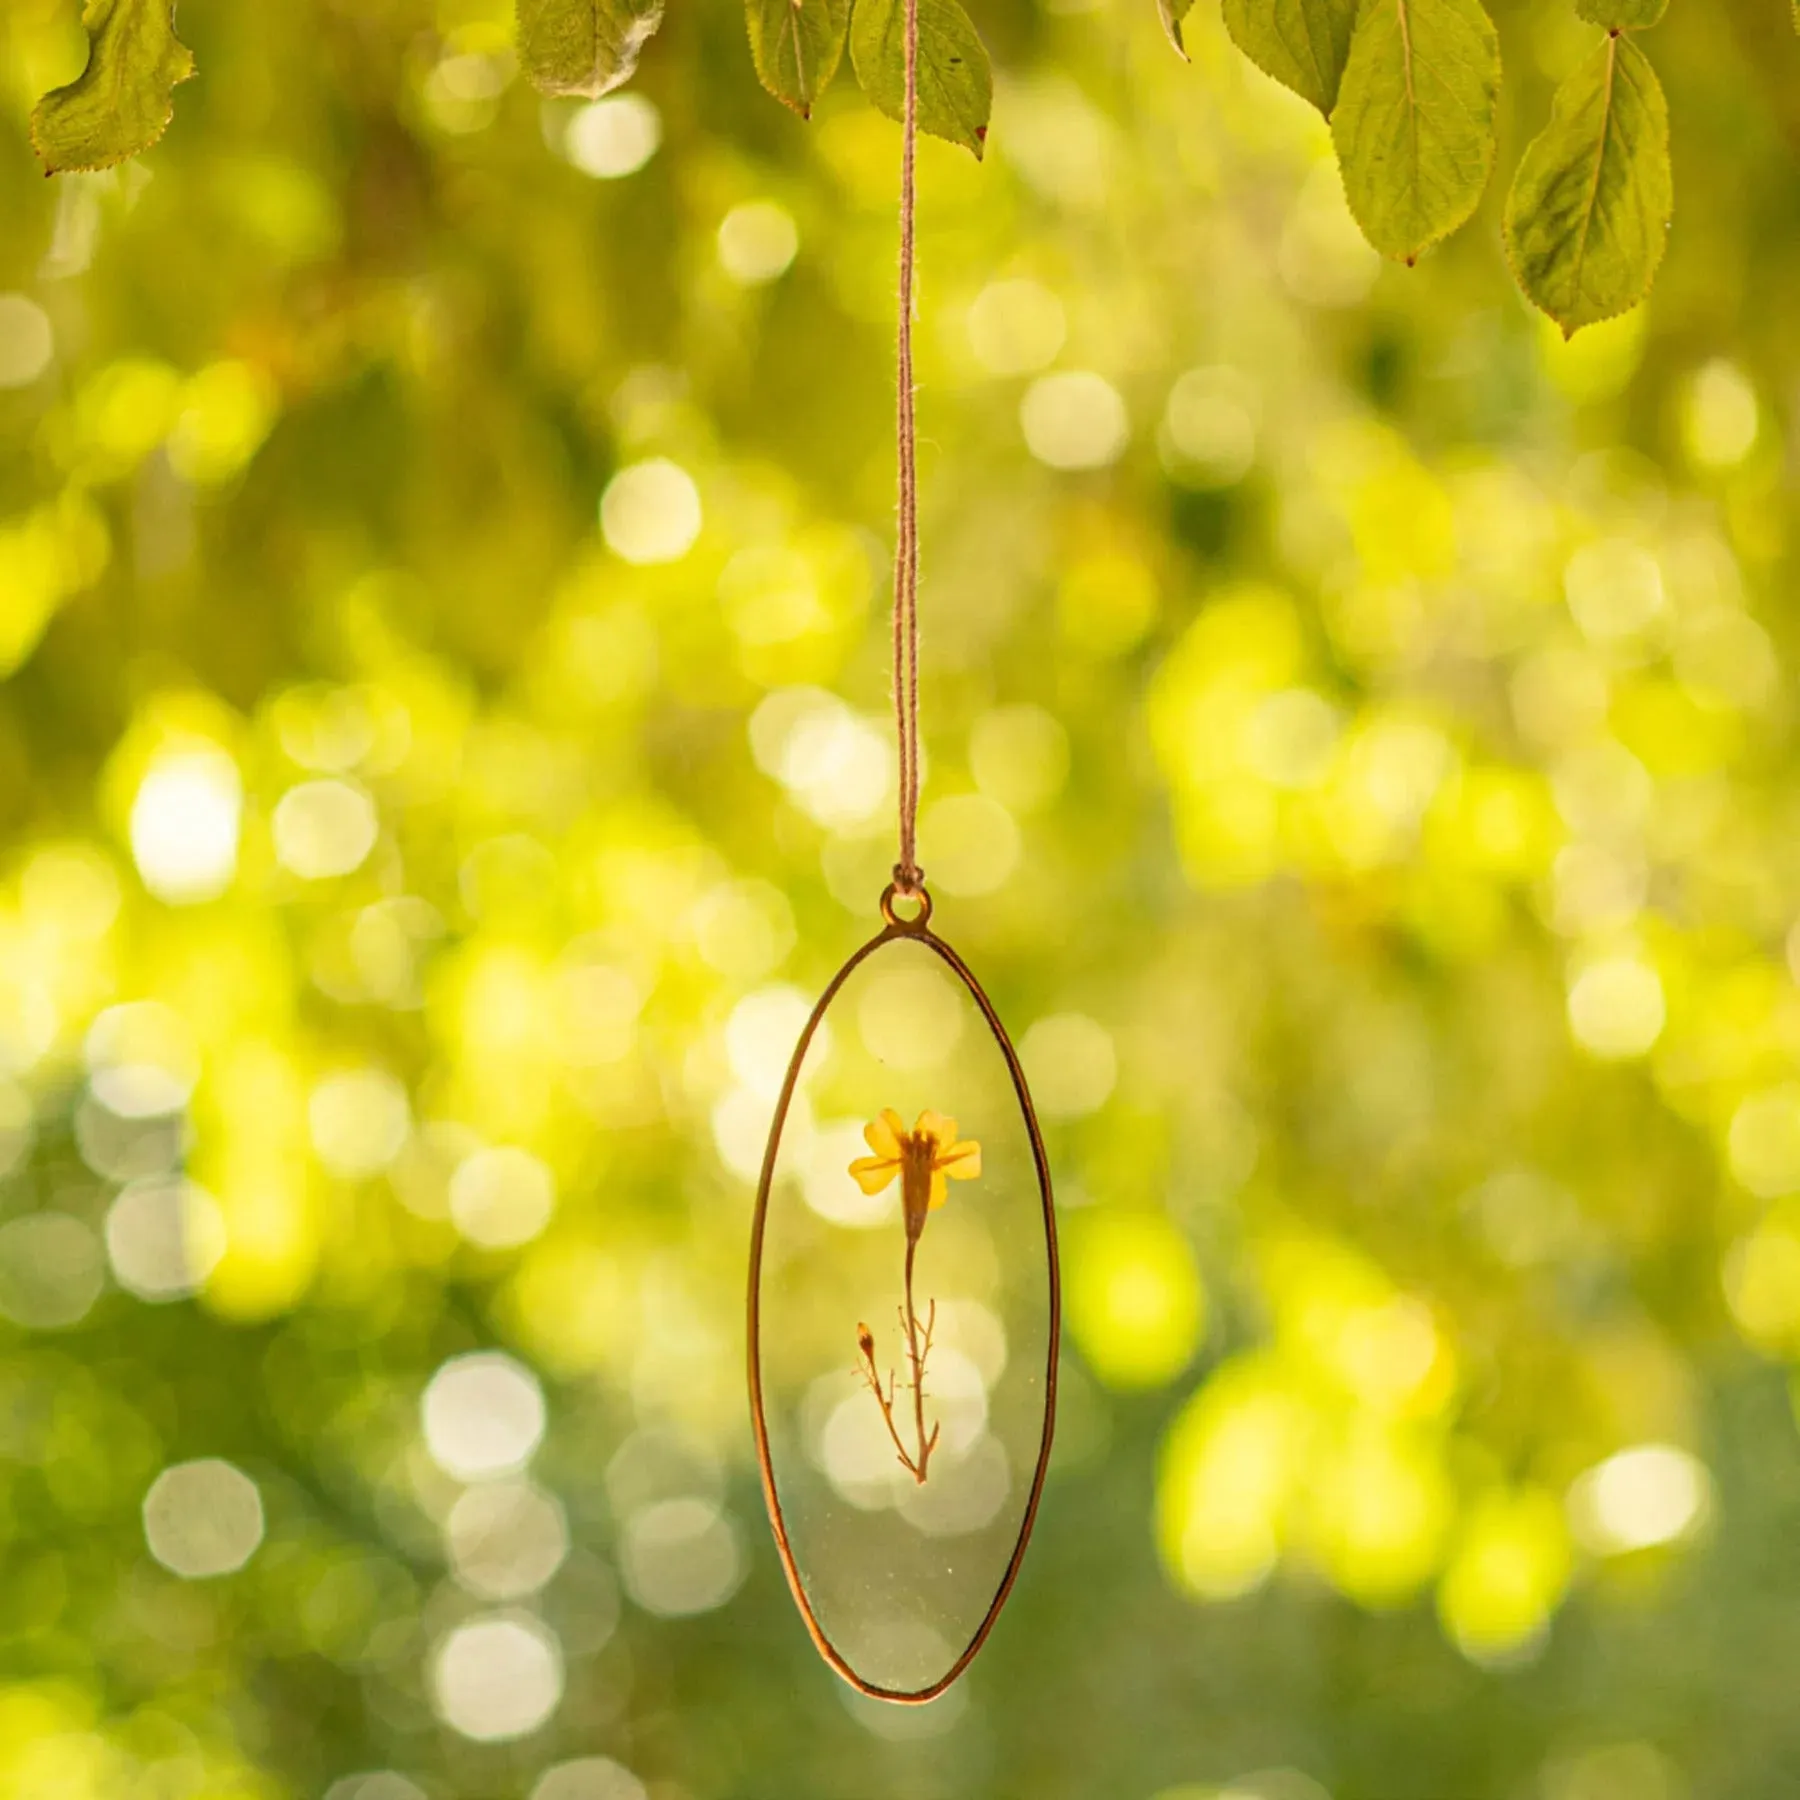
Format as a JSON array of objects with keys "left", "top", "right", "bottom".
[
  {"left": 800, "top": 1119, "right": 899, "bottom": 1229},
  {"left": 856, "top": 963, "right": 963, "bottom": 1071},
  {"left": 620, "top": 1497, "right": 745, "bottom": 1616},
  {"left": 1057, "top": 553, "right": 1159, "bottom": 657},
  {"left": 430, "top": 1613, "right": 564, "bottom": 1742},
  {"left": 531, "top": 1758, "right": 649, "bottom": 1800},
  {"left": 129, "top": 747, "right": 241, "bottom": 905},
  {"left": 1161, "top": 366, "right": 1259, "bottom": 488},
  {"left": 1246, "top": 689, "right": 1340, "bottom": 790},
  {"left": 1436, "top": 1488, "right": 1570, "bottom": 1665},
  {"left": 1566, "top": 956, "right": 1664, "bottom": 1060},
  {"left": 308, "top": 1068, "right": 411, "bottom": 1180},
  {"left": 323, "top": 1776, "right": 430, "bottom": 1800},
  {"left": 0, "top": 1213, "right": 105, "bottom": 1329},
  {"left": 1307, "top": 1426, "right": 1452, "bottom": 1608},
  {"left": 1682, "top": 359, "right": 1758, "bottom": 469},
  {"left": 1158, "top": 1361, "right": 1301, "bottom": 1601},
  {"left": 969, "top": 704, "right": 1069, "bottom": 815},
  {"left": 1564, "top": 541, "right": 1665, "bottom": 646},
  {"left": 85, "top": 1001, "right": 200, "bottom": 1119},
  {"left": 751, "top": 689, "right": 893, "bottom": 828},
  {"left": 273, "top": 779, "right": 379, "bottom": 880},
  {"left": 0, "top": 294, "right": 54, "bottom": 388},
  {"left": 1567, "top": 1444, "right": 1712, "bottom": 1556},
  {"left": 167, "top": 360, "right": 279, "bottom": 485},
  {"left": 1724, "top": 1207, "right": 1800, "bottom": 1351},
  {"left": 565, "top": 95, "right": 661, "bottom": 178},
  {"left": 600, "top": 459, "right": 702, "bottom": 565},
  {"left": 323, "top": 1775, "right": 430, "bottom": 1800},
  {"left": 1021, "top": 371, "right": 1130, "bottom": 470},
  {"left": 1066, "top": 1210, "right": 1204, "bottom": 1389},
  {"left": 143, "top": 1458, "right": 265, "bottom": 1578},
  {"left": 448, "top": 1145, "right": 556, "bottom": 1249},
  {"left": 717, "top": 200, "right": 798, "bottom": 284},
  {"left": 966, "top": 278, "right": 1066, "bottom": 375},
  {"left": 105, "top": 1176, "right": 228, "bottom": 1302},
  {"left": 921, "top": 793, "right": 1021, "bottom": 897},
  {"left": 1019, "top": 1012, "right": 1117, "bottom": 1119},
  {"left": 422, "top": 1352, "right": 547, "bottom": 1481},
  {"left": 1726, "top": 1086, "right": 1800, "bottom": 1199},
  {"left": 446, "top": 1478, "right": 570, "bottom": 1600},
  {"left": 691, "top": 878, "right": 795, "bottom": 979},
  {"left": 726, "top": 985, "right": 816, "bottom": 1101}
]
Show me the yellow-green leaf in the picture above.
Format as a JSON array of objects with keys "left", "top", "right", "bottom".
[
  {"left": 1575, "top": 0, "right": 1667, "bottom": 26},
  {"left": 1156, "top": 0, "right": 1196, "bottom": 59},
  {"left": 1503, "top": 34, "right": 1671, "bottom": 337},
  {"left": 748, "top": 0, "right": 852, "bottom": 117},
  {"left": 517, "top": 0, "right": 664, "bottom": 99},
  {"left": 850, "top": 0, "right": 992, "bottom": 158},
  {"left": 30, "top": 0, "right": 194, "bottom": 176},
  {"left": 1221, "top": 0, "right": 1359, "bottom": 115},
  {"left": 1331, "top": 0, "right": 1501, "bottom": 264}
]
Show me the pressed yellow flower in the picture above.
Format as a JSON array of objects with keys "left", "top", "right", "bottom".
[
  {"left": 848, "top": 1108, "right": 979, "bottom": 1482},
  {"left": 849, "top": 1107, "right": 982, "bottom": 1239}
]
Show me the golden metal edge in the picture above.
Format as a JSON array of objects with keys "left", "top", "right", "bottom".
[{"left": 745, "top": 891, "right": 1062, "bottom": 1705}]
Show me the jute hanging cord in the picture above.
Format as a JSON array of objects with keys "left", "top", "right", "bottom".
[{"left": 891, "top": 0, "right": 925, "bottom": 900}]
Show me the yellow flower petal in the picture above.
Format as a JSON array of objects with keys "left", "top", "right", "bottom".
[
  {"left": 940, "top": 1139, "right": 982, "bottom": 1180},
  {"left": 848, "top": 1154, "right": 900, "bottom": 1195},
  {"left": 864, "top": 1110, "right": 904, "bottom": 1159},
  {"left": 928, "top": 1167, "right": 949, "bottom": 1210},
  {"left": 914, "top": 1109, "right": 957, "bottom": 1151}
]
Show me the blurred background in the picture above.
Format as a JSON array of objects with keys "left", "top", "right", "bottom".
[{"left": 2, "top": 0, "right": 1800, "bottom": 1795}]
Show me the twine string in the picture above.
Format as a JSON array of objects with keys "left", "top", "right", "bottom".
[{"left": 892, "top": 0, "right": 924, "bottom": 898}]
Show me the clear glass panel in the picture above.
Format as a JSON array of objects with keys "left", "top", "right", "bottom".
[{"left": 754, "top": 931, "right": 1054, "bottom": 1696}]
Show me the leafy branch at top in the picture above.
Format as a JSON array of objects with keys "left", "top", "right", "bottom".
[
  {"left": 29, "top": 0, "right": 992, "bottom": 174},
  {"left": 1213, "top": 0, "right": 1681, "bottom": 335},
  {"left": 23, "top": 0, "right": 1796, "bottom": 336}
]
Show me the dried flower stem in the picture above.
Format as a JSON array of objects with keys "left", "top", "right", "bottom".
[{"left": 856, "top": 1264, "right": 939, "bottom": 1484}]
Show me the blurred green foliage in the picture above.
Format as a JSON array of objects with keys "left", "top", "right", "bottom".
[{"left": 3, "top": 1, "right": 1800, "bottom": 1797}]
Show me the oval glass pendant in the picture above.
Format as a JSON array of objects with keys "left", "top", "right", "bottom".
[{"left": 748, "top": 885, "right": 1059, "bottom": 1701}]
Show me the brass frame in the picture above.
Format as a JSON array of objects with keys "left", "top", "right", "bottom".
[{"left": 745, "top": 885, "right": 1061, "bottom": 1704}]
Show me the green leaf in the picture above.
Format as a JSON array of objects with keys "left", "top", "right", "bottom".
[
  {"left": 1503, "top": 34, "right": 1671, "bottom": 337},
  {"left": 30, "top": 0, "right": 195, "bottom": 176},
  {"left": 517, "top": 0, "right": 664, "bottom": 99},
  {"left": 850, "top": 0, "right": 992, "bottom": 158},
  {"left": 1221, "top": 0, "right": 1359, "bottom": 115},
  {"left": 1331, "top": 0, "right": 1502, "bottom": 264},
  {"left": 748, "top": 0, "right": 852, "bottom": 117},
  {"left": 1156, "top": 0, "right": 1196, "bottom": 59},
  {"left": 1574, "top": 0, "right": 1667, "bottom": 26}
]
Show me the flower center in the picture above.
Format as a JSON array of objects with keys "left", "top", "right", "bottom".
[{"left": 899, "top": 1131, "right": 936, "bottom": 1236}]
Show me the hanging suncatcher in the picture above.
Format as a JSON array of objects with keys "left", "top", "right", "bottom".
[{"left": 745, "top": 0, "right": 1060, "bottom": 1706}]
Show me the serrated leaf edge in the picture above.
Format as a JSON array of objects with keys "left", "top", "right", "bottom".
[{"left": 29, "top": 14, "right": 196, "bottom": 177}]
